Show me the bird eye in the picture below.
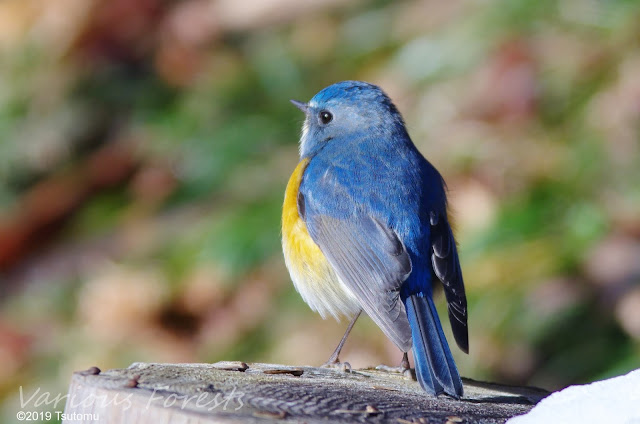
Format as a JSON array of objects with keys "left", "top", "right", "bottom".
[{"left": 319, "top": 110, "right": 333, "bottom": 125}]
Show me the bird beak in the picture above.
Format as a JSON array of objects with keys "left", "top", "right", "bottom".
[{"left": 290, "top": 99, "right": 309, "bottom": 113}]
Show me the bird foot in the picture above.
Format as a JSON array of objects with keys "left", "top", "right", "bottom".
[
  {"left": 375, "top": 353, "right": 413, "bottom": 379},
  {"left": 321, "top": 359, "right": 352, "bottom": 373},
  {"left": 375, "top": 364, "right": 413, "bottom": 379}
]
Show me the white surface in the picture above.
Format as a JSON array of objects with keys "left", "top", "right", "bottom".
[{"left": 507, "top": 368, "right": 640, "bottom": 424}]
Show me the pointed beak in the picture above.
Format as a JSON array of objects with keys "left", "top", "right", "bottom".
[{"left": 290, "top": 99, "right": 309, "bottom": 113}]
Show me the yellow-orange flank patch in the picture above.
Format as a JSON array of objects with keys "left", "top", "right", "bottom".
[{"left": 281, "top": 158, "right": 359, "bottom": 320}]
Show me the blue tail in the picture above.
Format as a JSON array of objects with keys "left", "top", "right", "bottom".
[{"left": 404, "top": 294, "right": 463, "bottom": 398}]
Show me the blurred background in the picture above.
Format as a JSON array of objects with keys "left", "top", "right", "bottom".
[{"left": 1, "top": 0, "right": 640, "bottom": 420}]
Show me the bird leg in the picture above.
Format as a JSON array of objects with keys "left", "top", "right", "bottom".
[
  {"left": 375, "top": 352, "right": 413, "bottom": 378},
  {"left": 322, "top": 310, "right": 361, "bottom": 372}
]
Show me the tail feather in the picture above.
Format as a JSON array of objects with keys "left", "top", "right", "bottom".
[{"left": 405, "top": 294, "right": 463, "bottom": 398}]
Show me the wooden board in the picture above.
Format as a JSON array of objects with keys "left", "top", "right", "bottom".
[{"left": 62, "top": 362, "right": 548, "bottom": 423}]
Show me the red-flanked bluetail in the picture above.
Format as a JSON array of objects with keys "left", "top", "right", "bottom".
[{"left": 282, "top": 81, "right": 468, "bottom": 398}]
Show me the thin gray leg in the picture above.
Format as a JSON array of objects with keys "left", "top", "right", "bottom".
[{"left": 323, "top": 310, "right": 362, "bottom": 369}]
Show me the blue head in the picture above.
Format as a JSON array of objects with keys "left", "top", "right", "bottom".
[{"left": 291, "top": 81, "right": 408, "bottom": 158}]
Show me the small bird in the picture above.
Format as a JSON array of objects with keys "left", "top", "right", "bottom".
[{"left": 282, "top": 81, "right": 468, "bottom": 398}]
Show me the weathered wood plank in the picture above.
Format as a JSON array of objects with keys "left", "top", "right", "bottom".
[{"left": 62, "top": 362, "right": 548, "bottom": 423}]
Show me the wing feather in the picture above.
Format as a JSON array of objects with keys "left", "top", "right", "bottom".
[
  {"left": 430, "top": 212, "right": 469, "bottom": 353},
  {"left": 307, "top": 214, "right": 413, "bottom": 351}
]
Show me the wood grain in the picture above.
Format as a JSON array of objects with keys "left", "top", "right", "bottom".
[{"left": 62, "top": 362, "right": 548, "bottom": 423}]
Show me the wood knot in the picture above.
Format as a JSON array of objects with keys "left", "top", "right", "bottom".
[
  {"left": 212, "top": 361, "right": 249, "bottom": 372},
  {"left": 253, "top": 410, "right": 288, "bottom": 419},
  {"left": 124, "top": 374, "right": 141, "bottom": 388},
  {"left": 263, "top": 368, "right": 304, "bottom": 377},
  {"left": 78, "top": 366, "right": 101, "bottom": 376}
]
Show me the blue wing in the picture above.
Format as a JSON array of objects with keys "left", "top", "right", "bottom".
[{"left": 430, "top": 211, "right": 469, "bottom": 353}]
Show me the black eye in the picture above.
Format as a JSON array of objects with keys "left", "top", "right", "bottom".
[{"left": 319, "top": 110, "right": 333, "bottom": 125}]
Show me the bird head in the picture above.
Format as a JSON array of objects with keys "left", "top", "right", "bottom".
[{"left": 291, "top": 81, "right": 406, "bottom": 158}]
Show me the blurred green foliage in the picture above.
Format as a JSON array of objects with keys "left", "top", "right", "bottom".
[{"left": 1, "top": 0, "right": 640, "bottom": 422}]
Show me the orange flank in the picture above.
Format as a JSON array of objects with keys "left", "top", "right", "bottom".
[
  {"left": 281, "top": 159, "right": 360, "bottom": 320},
  {"left": 281, "top": 158, "right": 317, "bottom": 262}
]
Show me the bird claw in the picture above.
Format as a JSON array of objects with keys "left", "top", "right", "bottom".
[
  {"left": 375, "top": 364, "right": 404, "bottom": 373},
  {"left": 322, "top": 360, "right": 352, "bottom": 373},
  {"left": 375, "top": 363, "right": 414, "bottom": 379}
]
